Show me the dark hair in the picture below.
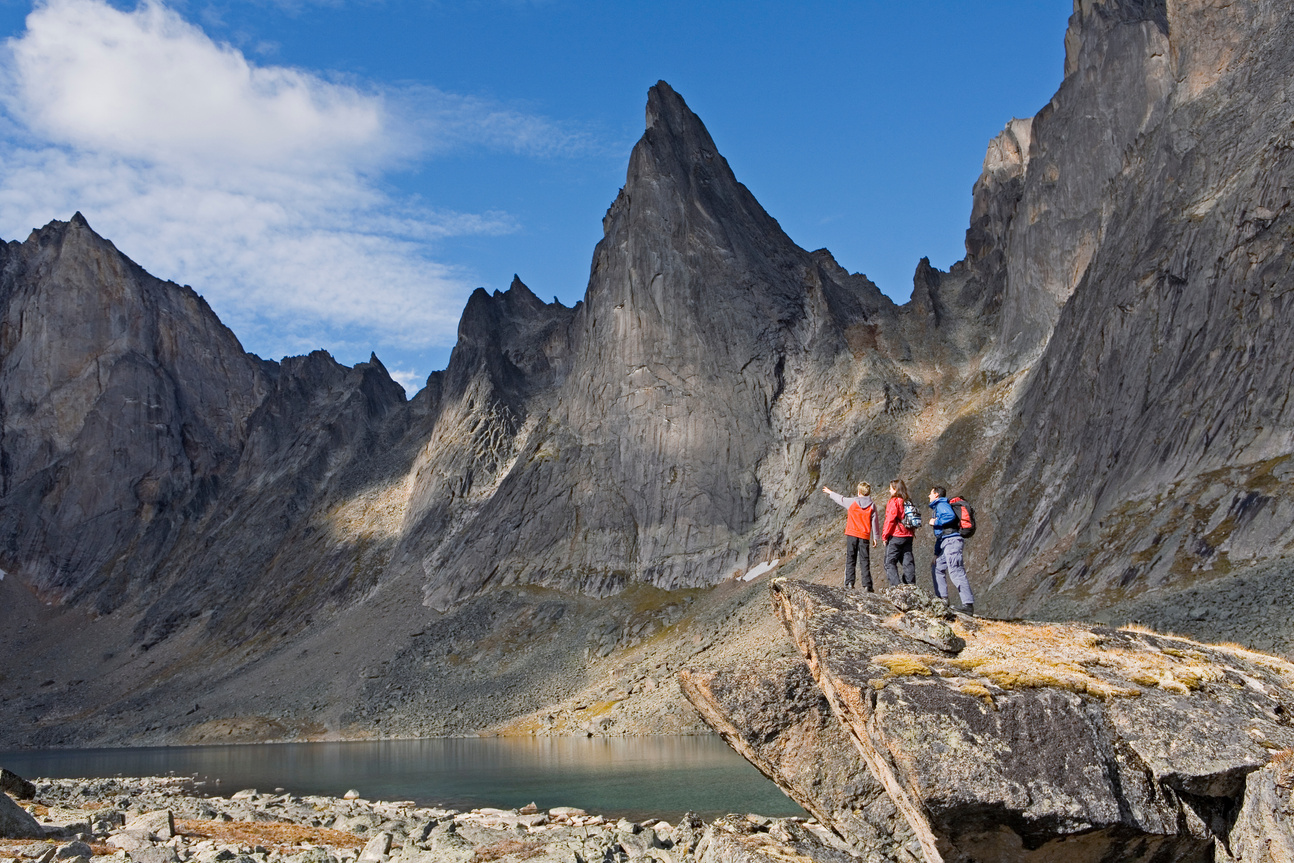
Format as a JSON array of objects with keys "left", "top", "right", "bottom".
[
  {"left": 931, "top": 485, "right": 947, "bottom": 498},
  {"left": 889, "top": 479, "right": 910, "bottom": 502}
]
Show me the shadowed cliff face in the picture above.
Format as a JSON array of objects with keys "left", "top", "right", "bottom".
[
  {"left": 980, "top": 0, "right": 1294, "bottom": 615},
  {"left": 3, "top": 0, "right": 1294, "bottom": 746},
  {"left": 0, "top": 215, "right": 272, "bottom": 611}
]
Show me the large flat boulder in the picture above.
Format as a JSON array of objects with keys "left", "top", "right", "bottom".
[
  {"left": 688, "top": 579, "right": 1294, "bottom": 863},
  {"left": 679, "top": 659, "right": 920, "bottom": 862}
]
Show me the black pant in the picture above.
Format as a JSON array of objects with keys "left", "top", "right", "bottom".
[
  {"left": 884, "top": 536, "right": 915, "bottom": 586},
  {"left": 845, "top": 536, "right": 873, "bottom": 590}
]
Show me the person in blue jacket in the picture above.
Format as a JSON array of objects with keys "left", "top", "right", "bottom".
[{"left": 928, "top": 486, "right": 974, "bottom": 615}]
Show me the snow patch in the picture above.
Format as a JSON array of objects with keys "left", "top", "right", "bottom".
[{"left": 740, "top": 559, "right": 780, "bottom": 582}]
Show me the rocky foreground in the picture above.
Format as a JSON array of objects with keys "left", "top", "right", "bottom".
[
  {"left": 682, "top": 580, "right": 1294, "bottom": 863},
  {"left": 0, "top": 772, "right": 857, "bottom": 863}
]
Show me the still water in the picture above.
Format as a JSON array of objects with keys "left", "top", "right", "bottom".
[{"left": 0, "top": 737, "right": 804, "bottom": 821}]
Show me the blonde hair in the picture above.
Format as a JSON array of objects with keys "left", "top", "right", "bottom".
[{"left": 856, "top": 482, "right": 871, "bottom": 496}]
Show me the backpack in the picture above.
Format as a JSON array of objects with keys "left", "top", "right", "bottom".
[
  {"left": 949, "top": 496, "right": 977, "bottom": 538},
  {"left": 902, "top": 500, "right": 922, "bottom": 529}
]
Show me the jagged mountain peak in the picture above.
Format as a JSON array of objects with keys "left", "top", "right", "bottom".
[
  {"left": 642, "top": 80, "right": 709, "bottom": 145},
  {"left": 589, "top": 82, "right": 814, "bottom": 330},
  {"left": 628, "top": 81, "right": 754, "bottom": 210}
]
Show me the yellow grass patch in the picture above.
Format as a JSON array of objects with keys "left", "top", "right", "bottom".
[
  {"left": 177, "top": 819, "right": 366, "bottom": 851},
  {"left": 1210, "top": 642, "right": 1294, "bottom": 680},
  {"left": 956, "top": 682, "right": 996, "bottom": 707},
  {"left": 1118, "top": 623, "right": 1159, "bottom": 635},
  {"left": 869, "top": 619, "right": 1239, "bottom": 700},
  {"left": 871, "top": 654, "right": 933, "bottom": 678}
]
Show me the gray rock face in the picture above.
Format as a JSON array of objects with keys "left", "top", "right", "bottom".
[
  {"left": 986, "top": 0, "right": 1176, "bottom": 371},
  {"left": 1228, "top": 753, "right": 1294, "bottom": 862},
  {"left": 678, "top": 660, "right": 921, "bottom": 862},
  {"left": 685, "top": 579, "right": 1294, "bottom": 863},
  {"left": 982, "top": 0, "right": 1294, "bottom": 615},
  {"left": 0, "top": 791, "right": 42, "bottom": 839},
  {"left": 0, "top": 214, "right": 271, "bottom": 611},
  {"left": 4, "top": 0, "right": 1294, "bottom": 748},
  {"left": 407, "top": 81, "right": 919, "bottom": 610},
  {"left": 0, "top": 770, "right": 35, "bottom": 800}
]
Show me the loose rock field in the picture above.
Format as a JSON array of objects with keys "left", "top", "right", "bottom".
[{"left": 2, "top": 776, "right": 851, "bottom": 863}]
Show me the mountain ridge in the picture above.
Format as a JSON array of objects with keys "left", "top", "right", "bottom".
[{"left": 2, "top": 0, "right": 1293, "bottom": 747}]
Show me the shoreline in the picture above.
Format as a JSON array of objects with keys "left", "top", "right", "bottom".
[{"left": 2, "top": 775, "right": 850, "bottom": 863}]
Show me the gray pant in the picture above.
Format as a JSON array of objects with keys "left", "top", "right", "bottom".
[{"left": 932, "top": 534, "right": 974, "bottom": 605}]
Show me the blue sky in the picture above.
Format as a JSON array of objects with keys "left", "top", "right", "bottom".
[{"left": 0, "top": 0, "right": 1071, "bottom": 393}]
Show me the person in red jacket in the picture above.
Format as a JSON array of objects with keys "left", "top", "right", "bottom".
[
  {"left": 822, "top": 482, "right": 880, "bottom": 590},
  {"left": 881, "top": 478, "right": 916, "bottom": 586}
]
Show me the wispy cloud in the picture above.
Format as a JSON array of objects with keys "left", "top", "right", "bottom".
[{"left": 0, "top": 0, "right": 585, "bottom": 386}]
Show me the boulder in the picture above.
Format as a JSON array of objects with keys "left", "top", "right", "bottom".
[
  {"left": 107, "top": 830, "right": 155, "bottom": 852},
  {"left": 356, "top": 832, "right": 391, "bottom": 863},
  {"left": 125, "top": 811, "right": 174, "bottom": 839},
  {"left": 129, "top": 847, "right": 181, "bottom": 863},
  {"left": 1227, "top": 751, "right": 1294, "bottom": 862},
  {"left": 615, "top": 826, "right": 663, "bottom": 860},
  {"left": 547, "top": 807, "right": 586, "bottom": 819},
  {"left": 0, "top": 791, "right": 43, "bottom": 839},
  {"left": 688, "top": 579, "right": 1294, "bottom": 863},
  {"left": 403, "top": 821, "right": 471, "bottom": 863},
  {"left": 679, "top": 659, "right": 921, "bottom": 862},
  {"left": 0, "top": 770, "right": 36, "bottom": 801},
  {"left": 53, "top": 841, "right": 92, "bottom": 861},
  {"left": 691, "top": 815, "right": 856, "bottom": 863}
]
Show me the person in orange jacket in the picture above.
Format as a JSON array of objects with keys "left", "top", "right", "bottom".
[{"left": 822, "top": 482, "right": 881, "bottom": 590}]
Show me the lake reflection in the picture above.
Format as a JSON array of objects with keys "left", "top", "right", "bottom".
[{"left": 0, "top": 737, "right": 805, "bottom": 821}]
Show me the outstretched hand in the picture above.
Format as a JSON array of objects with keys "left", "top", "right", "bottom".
[{"left": 822, "top": 486, "right": 832, "bottom": 494}]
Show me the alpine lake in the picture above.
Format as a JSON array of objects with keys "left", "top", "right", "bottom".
[{"left": 0, "top": 736, "right": 805, "bottom": 821}]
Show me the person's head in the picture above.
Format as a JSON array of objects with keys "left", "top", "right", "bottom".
[
  {"left": 930, "top": 485, "right": 947, "bottom": 502},
  {"left": 889, "top": 479, "right": 909, "bottom": 501},
  {"left": 856, "top": 482, "right": 871, "bottom": 496}
]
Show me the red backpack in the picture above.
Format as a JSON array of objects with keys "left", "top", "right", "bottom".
[{"left": 948, "top": 496, "right": 977, "bottom": 538}]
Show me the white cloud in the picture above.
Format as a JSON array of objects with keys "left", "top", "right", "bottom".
[
  {"left": 386, "top": 365, "right": 429, "bottom": 395},
  {"left": 6, "top": 0, "right": 387, "bottom": 169},
  {"left": 0, "top": 0, "right": 583, "bottom": 385}
]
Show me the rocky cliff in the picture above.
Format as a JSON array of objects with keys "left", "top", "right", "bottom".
[
  {"left": 682, "top": 579, "right": 1294, "bottom": 863},
  {"left": 2, "top": 0, "right": 1294, "bottom": 748},
  {"left": 983, "top": 0, "right": 1294, "bottom": 618}
]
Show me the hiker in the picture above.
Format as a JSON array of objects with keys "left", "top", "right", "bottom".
[
  {"left": 821, "top": 482, "right": 880, "bottom": 590},
  {"left": 928, "top": 485, "right": 974, "bottom": 615},
  {"left": 880, "top": 479, "right": 917, "bottom": 586}
]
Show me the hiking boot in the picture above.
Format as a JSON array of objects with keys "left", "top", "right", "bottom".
[{"left": 964, "top": 603, "right": 975, "bottom": 616}]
